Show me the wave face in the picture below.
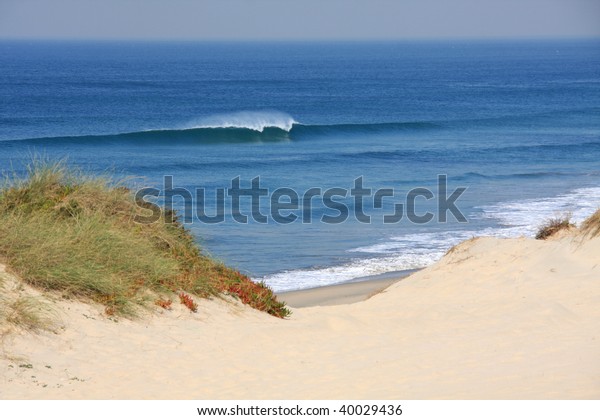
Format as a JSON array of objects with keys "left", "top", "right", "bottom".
[
  {"left": 4, "top": 115, "right": 443, "bottom": 145},
  {"left": 5, "top": 106, "right": 598, "bottom": 146}
]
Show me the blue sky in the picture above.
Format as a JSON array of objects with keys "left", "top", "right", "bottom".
[{"left": 1, "top": 0, "right": 599, "bottom": 40}]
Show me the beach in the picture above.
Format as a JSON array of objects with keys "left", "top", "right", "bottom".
[
  {"left": 2, "top": 3, "right": 600, "bottom": 417},
  {"left": 276, "top": 271, "right": 415, "bottom": 307},
  {"left": 1, "top": 39, "right": 600, "bottom": 403},
  {"left": 2, "top": 229, "right": 598, "bottom": 399}
]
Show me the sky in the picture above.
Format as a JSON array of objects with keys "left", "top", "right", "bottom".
[{"left": 0, "top": 0, "right": 599, "bottom": 40}]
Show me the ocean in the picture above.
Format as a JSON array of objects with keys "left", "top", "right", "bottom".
[{"left": 1, "top": 39, "right": 599, "bottom": 292}]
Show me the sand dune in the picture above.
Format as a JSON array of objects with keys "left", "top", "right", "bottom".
[{"left": 1, "top": 231, "right": 599, "bottom": 399}]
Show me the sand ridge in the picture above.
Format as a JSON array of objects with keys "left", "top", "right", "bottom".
[{"left": 1, "top": 232, "right": 599, "bottom": 399}]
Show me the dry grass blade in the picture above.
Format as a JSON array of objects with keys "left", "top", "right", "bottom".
[
  {"left": 535, "top": 216, "right": 574, "bottom": 240},
  {"left": 580, "top": 209, "right": 600, "bottom": 238}
]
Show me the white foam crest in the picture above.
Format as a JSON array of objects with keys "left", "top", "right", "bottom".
[
  {"left": 475, "top": 186, "right": 600, "bottom": 236},
  {"left": 352, "top": 230, "right": 475, "bottom": 254},
  {"left": 187, "top": 111, "right": 297, "bottom": 132},
  {"left": 259, "top": 252, "right": 437, "bottom": 293}
]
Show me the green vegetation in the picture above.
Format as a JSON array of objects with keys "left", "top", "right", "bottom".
[
  {"left": 535, "top": 216, "right": 574, "bottom": 240},
  {"left": 0, "top": 159, "right": 290, "bottom": 319}
]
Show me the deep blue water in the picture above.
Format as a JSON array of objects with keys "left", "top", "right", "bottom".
[{"left": 1, "top": 40, "right": 599, "bottom": 291}]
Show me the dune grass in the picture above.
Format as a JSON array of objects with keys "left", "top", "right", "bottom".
[
  {"left": 0, "top": 294, "right": 57, "bottom": 333},
  {"left": 0, "top": 271, "right": 58, "bottom": 335},
  {"left": 0, "top": 160, "right": 290, "bottom": 318},
  {"left": 535, "top": 216, "right": 574, "bottom": 240},
  {"left": 581, "top": 209, "right": 600, "bottom": 239}
]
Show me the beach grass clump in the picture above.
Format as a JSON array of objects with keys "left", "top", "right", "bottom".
[
  {"left": 0, "top": 296, "right": 56, "bottom": 333},
  {"left": 535, "top": 216, "right": 574, "bottom": 240},
  {"left": 0, "top": 159, "right": 290, "bottom": 318},
  {"left": 580, "top": 209, "right": 600, "bottom": 238},
  {"left": 0, "top": 273, "right": 58, "bottom": 334}
]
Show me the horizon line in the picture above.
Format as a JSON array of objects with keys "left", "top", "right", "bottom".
[{"left": 1, "top": 35, "right": 599, "bottom": 43}]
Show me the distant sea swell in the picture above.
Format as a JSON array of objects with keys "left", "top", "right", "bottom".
[
  {"left": 2, "top": 121, "right": 440, "bottom": 145},
  {"left": 3, "top": 107, "right": 598, "bottom": 145}
]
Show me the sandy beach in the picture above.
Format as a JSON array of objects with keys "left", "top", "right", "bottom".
[
  {"left": 277, "top": 274, "right": 409, "bottom": 308},
  {"left": 1, "top": 228, "right": 599, "bottom": 400}
]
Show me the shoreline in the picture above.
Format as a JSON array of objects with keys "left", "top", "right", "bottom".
[{"left": 277, "top": 269, "right": 418, "bottom": 308}]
